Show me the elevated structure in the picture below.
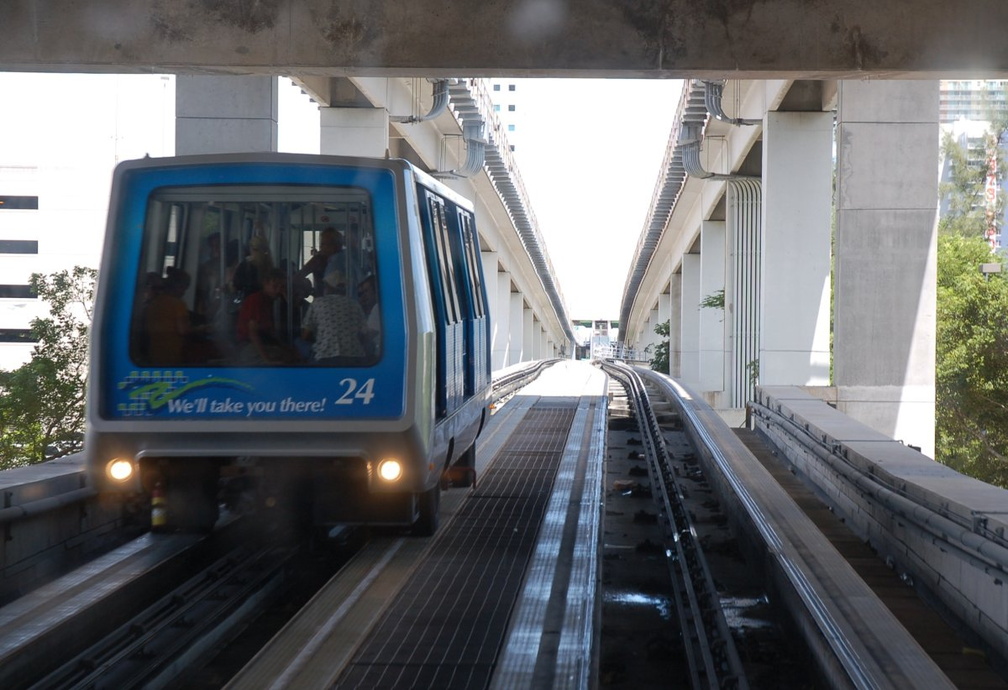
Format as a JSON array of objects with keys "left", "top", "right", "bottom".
[
  {"left": 0, "top": 73, "right": 574, "bottom": 369},
  {"left": 6, "top": 1, "right": 1008, "bottom": 78},
  {"left": 1, "top": 1, "right": 989, "bottom": 456},
  {"left": 620, "top": 79, "right": 937, "bottom": 456},
  {"left": 293, "top": 75, "right": 576, "bottom": 362}
]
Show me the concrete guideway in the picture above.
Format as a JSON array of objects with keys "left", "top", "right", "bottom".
[
  {"left": 643, "top": 369, "right": 960, "bottom": 689},
  {"left": 4, "top": 1, "right": 1008, "bottom": 78},
  {"left": 1, "top": 362, "right": 1006, "bottom": 686},
  {"left": 227, "top": 360, "right": 608, "bottom": 688},
  {"left": 621, "top": 77, "right": 938, "bottom": 457},
  {"left": 753, "top": 385, "right": 1008, "bottom": 672}
]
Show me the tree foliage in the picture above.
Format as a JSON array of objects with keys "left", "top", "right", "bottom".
[
  {"left": 936, "top": 235, "right": 1008, "bottom": 485},
  {"left": 649, "top": 319, "right": 670, "bottom": 374},
  {"left": 699, "top": 289, "right": 725, "bottom": 310},
  {"left": 940, "top": 132, "right": 991, "bottom": 236},
  {"left": 935, "top": 113, "right": 1008, "bottom": 486},
  {"left": 938, "top": 98, "right": 1008, "bottom": 240},
  {"left": 0, "top": 267, "right": 96, "bottom": 469}
]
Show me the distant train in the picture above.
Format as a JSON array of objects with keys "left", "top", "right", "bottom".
[{"left": 85, "top": 153, "right": 492, "bottom": 535}]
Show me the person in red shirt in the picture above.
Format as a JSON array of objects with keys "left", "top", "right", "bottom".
[{"left": 236, "top": 268, "right": 293, "bottom": 364}]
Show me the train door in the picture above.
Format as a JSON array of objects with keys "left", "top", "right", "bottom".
[{"left": 418, "top": 189, "right": 465, "bottom": 419}]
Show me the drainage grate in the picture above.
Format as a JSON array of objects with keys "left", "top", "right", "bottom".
[{"left": 335, "top": 406, "right": 577, "bottom": 689}]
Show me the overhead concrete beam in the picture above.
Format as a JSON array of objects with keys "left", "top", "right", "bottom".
[{"left": 4, "top": 1, "right": 1008, "bottom": 78}]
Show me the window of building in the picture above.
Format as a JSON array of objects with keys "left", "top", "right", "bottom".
[
  {"left": 0, "top": 329, "right": 34, "bottom": 343},
  {"left": 0, "top": 196, "right": 39, "bottom": 210},
  {"left": 508, "top": 124, "right": 516, "bottom": 132},
  {"left": 493, "top": 104, "right": 500, "bottom": 112},
  {"left": 0, "top": 285, "right": 35, "bottom": 299},
  {"left": 508, "top": 84, "right": 516, "bottom": 92},
  {"left": 493, "top": 84, "right": 501, "bottom": 91},
  {"left": 508, "top": 104, "right": 516, "bottom": 112},
  {"left": 0, "top": 240, "right": 38, "bottom": 254}
]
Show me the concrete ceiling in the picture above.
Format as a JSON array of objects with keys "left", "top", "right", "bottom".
[{"left": 4, "top": 1, "right": 1008, "bottom": 78}]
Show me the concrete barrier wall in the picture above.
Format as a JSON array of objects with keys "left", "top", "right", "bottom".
[
  {"left": 752, "top": 386, "right": 1008, "bottom": 665},
  {"left": 0, "top": 455, "right": 129, "bottom": 604}
]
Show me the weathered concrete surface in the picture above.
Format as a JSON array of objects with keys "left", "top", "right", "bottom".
[
  {"left": 3, "top": 1, "right": 1007, "bottom": 78},
  {"left": 753, "top": 386, "right": 1008, "bottom": 668}
]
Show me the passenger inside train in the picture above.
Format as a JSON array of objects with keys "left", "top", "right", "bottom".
[
  {"left": 128, "top": 188, "right": 381, "bottom": 368},
  {"left": 300, "top": 268, "right": 367, "bottom": 365}
]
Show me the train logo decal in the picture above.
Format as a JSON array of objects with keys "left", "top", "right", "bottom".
[{"left": 117, "top": 370, "right": 253, "bottom": 416}]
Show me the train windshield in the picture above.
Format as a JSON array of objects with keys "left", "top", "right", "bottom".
[{"left": 129, "top": 185, "right": 381, "bottom": 367}]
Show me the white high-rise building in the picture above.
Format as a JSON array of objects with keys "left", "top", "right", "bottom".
[
  {"left": 487, "top": 79, "right": 522, "bottom": 154},
  {"left": 940, "top": 80, "right": 1008, "bottom": 123},
  {"left": 938, "top": 81, "right": 1008, "bottom": 250},
  {"left": 0, "top": 74, "right": 317, "bottom": 372},
  {"left": 0, "top": 74, "right": 176, "bottom": 371}
]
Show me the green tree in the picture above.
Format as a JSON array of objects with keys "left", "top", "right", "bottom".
[
  {"left": 935, "top": 109, "right": 1008, "bottom": 485},
  {"left": 936, "top": 234, "right": 1008, "bottom": 485},
  {"left": 649, "top": 319, "right": 669, "bottom": 374},
  {"left": 0, "top": 267, "right": 97, "bottom": 468}
]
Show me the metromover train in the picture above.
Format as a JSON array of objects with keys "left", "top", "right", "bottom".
[{"left": 85, "top": 153, "right": 492, "bottom": 536}]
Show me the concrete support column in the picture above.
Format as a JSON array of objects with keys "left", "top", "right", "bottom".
[
  {"left": 834, "top": 81, "right": 937, "bottom": 456},
  {"left": 522, "top": 305, "right": 534, "bottom": 361},
  {"left": 531, "top": 317, "right": 542, "bottom": 360},
  {"left": 669, "top": 272, "right": 682, "bottom": 377},
  {"left": 509, "top": 291, "right": 524, "bottom": 365},
  {"left": 653, "top": 306, "right": 661, "bottom": 360},
  {"left": 680, "top": 254, "right": 702, "bottom": 385},
  {"left": 644, "top": 306, "right": 659, "bottom": 360},
  {"left": 700, "top": 220, "right": 726, "bottom": 396},
  {"left": 481, "top": 251, "right": 500, "bottom": 368},
  {"left": 481, "top": 252, "right": 498, "bottom": 318},
  {"left": 726, "top": 179, "right": 763, "bottom": 406},
  {"left": 635, "top": 318, "right": 647, "bottom": 356},
  {"left": 761, "top": 111, "right": 833, "bottom": 386},
  {"left": 658, "top": 286, "right": 672, "bottom": 373},
  {"left": 495, "top": 271, "right": 512, "bottom": 370},
  {"left": 175, "top": 75, "right": 278, "bottom": 154},
  {"left": 320, "top": 107, "right": 389, "bottom": 157}
]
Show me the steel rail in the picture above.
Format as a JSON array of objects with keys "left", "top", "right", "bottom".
[
  {"left": 31, "top": 544, "right": 294, "bottom": 690},
  {"left": 603, "top": 361, "right": 748, "bottom": 690},
  {"left": 640, "top": 370, "right": 890, "bottom": 690},
  {"left": 491, "top": 359, "right": 558, "bottom": 403}
]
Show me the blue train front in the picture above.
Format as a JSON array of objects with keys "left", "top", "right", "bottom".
[{"left": 85, "top": 154, "right": 491, "bottom": 535}]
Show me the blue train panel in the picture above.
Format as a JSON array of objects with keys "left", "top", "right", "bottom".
[{"left": 96, "top": 159, "right": 409, "bottom": 422}]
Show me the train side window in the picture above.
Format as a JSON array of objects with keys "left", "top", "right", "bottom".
[
  {"left": 458, "top": 212, "right": 485, "bottom": 318},
  {"left": 427, "top": 195, "right": 461, "bottom": 324}
]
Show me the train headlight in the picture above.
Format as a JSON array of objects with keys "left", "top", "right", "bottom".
[
  {"left": 106, "top": 458, "right": 135, "bottom": 483},
  {"left": 377, "top": 458, "right": 403, "bottom": 482}
]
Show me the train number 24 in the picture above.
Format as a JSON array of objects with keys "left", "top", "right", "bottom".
[{"left": 335, "top": 378, "right": 376, "bottom": 405}]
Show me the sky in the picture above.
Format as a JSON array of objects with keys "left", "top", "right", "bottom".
[
  {"left": 1, "top": 74, "right": 682, "bottom": 325},
  {"left": 504, "top": 79, "right": 684, "bottom": 321},
  {"left": 276, "top": 77, "right": 686, "bottom": 322}
]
